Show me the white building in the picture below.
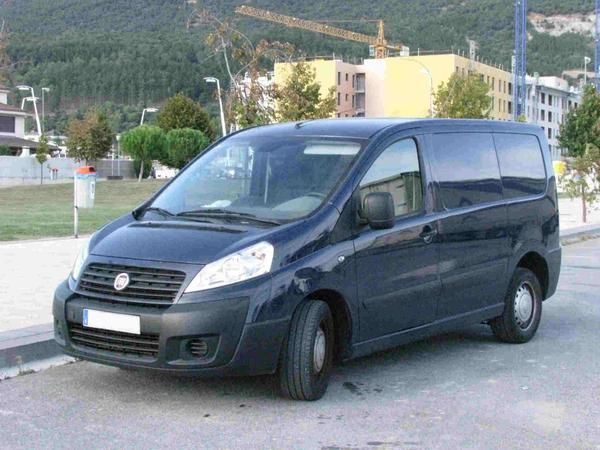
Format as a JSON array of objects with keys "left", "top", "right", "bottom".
[
  {"left": 0, "top": 84, "right": 46, "bottom": 156},
  {"left": 525, "top": 76, "right": 581, "bottom": 160}
]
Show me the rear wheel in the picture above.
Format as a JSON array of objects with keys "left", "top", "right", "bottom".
[
  {"left": 279, "top": 300, "right": 334, "bottom": 401},
  {"left": 490, "top": 268, "right": 543, "bottom": 343}
]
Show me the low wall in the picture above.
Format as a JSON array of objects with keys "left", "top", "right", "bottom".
[{"left": 0, "top": 157, "right": 135, "bottom": 185}]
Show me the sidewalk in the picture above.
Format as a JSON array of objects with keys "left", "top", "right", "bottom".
[
  {"left": 0, "top": 197, "right": 599, "bottom": 334},
  {"left": 0, "top": 237, "right": 88, "bottom": 333}
]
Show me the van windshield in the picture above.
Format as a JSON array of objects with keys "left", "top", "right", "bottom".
[{"left": 148, "top": 135, "right": 364, "bottom": 223}]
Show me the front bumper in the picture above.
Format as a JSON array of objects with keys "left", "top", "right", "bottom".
[{"left": 53, "top": 280, "right": 288, "bottom": 376}]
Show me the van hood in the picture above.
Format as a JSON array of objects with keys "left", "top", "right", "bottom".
[{"left": 90, "top": 219, "right": 268, "bottom": 265}]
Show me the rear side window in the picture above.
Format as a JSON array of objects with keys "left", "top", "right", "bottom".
[
  {"left": 359, "top": 138, "right": 423, "bottom": 217},
  {"left": 431, "top": 133, "right": 502, "bottom": 210},
  {"left": 494, "top": 134, "right": 546, "bottom": 198}
]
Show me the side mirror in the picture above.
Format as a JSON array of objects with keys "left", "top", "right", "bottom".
[{"left": 362, "top": 192, "right": 395, "bottom": 230}]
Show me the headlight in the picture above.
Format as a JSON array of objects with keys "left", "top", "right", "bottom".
[
  {"left": 184, "top": 241, "right": 274, "bottom": 293},
  {"left": 71, "top": 238, "right": 91, "bottom": 281}
]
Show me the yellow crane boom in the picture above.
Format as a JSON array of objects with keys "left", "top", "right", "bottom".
[{"left": 235, "top": 5, "right": 408, "bottom": 59}]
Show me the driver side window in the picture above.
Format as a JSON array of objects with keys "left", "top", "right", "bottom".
[{"left": 359, "top": 138, "right": 423, "bottom": 217}]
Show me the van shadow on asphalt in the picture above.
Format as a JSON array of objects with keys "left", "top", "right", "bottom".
[{"left": 84, "top": 323, "right": 512, "bottom": 402}]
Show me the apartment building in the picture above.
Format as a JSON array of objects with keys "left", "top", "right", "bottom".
[
  {"left": 274, "top": 59, "right": 361, "bottom": 118},
  {"left": 274, "top": 52, "right": 513, "bottom": 121},
  {"left": 525, "top": 76, "right": 581, "bottom": 160}
]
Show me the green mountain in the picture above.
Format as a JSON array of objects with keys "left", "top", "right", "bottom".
[{"left": 0, "top": 0, "right": 594, "bottom": 133}]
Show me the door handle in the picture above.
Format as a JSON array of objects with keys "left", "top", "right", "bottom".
[{"left": 419, "top": 224, "right": 438, "bottom": 244}]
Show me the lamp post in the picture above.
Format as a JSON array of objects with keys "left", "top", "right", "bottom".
[
  {"left": 584, "top": 56, "right": 592, "bottom": 85},
  {"left": 140, "top": 107, "right": 159, "bottom": 125},
  {"left": 204, "top": 76, "right": 227, "bottom": 137},
  {"left": 41, "top": 87, "right": 50, "bottom": 134},
  {"left": 116, "top": 134, "right": 121, "bottom": 177},
  {"left": 16, "top": 85, "right": 42, "bottom": 136}
]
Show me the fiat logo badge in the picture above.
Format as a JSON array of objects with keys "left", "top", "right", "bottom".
[{"left": 113, "top": 273, "right": 130, "bottom": 291}]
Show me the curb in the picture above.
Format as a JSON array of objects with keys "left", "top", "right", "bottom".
[
  {"left": 1, "top": 226, "right": 599, "bottom": 378},
  {"left": 0, "top": 323, "right": 67, "bottom": 378},
  {"left": 560, "top": 224, "right": 600, "bottom": 246}
]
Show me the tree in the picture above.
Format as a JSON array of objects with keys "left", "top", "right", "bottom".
[
  {"left": 156, "top": 94, "right": 216, "bottom": 140},
  {"left": 434, "top": 73, "right": 491, "bottom": 119},
  {"left": 163, "top": 128, "right": 210, "bottom": 169},
  {"left": 273, "top": 61, "right": 337, "bottom": 122},
  {"left": 35, "top": 135, "right": 49, "bottom": 185},
  {"left": 560, "top": 144, "right": 600, "bottom": 223},
  {"left": 558, "top": 85, "right": 600, "bottom": 157},
  {"left": 121, "top": 125, "right": 166, "bottom": 182},
  {"left": 0, "top": 145, "right": 11, "bottom": 156},
  {"left": 67, "top": 111, "right": 114, "bottom": 163}
]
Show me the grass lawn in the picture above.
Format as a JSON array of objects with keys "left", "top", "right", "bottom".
[{"left": 0, "top": 180, "right": 166, "bottom": 241}]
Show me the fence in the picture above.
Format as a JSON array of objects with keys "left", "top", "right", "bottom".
[{"left": 0, "top": 156, "right": 135, "bottom": 186}]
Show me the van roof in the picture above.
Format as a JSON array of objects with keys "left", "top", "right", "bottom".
[{"left": 236, "top": 118, "right": 542, "bottom": 140}]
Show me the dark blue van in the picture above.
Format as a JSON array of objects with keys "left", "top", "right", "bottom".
[{"left": 53, "top": 119, "right": 561, "bottom": 400}]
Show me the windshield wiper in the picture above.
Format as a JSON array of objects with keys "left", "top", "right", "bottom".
[
  {"left": 176, "top": 209, "right": 281, "bottom": 226},
  {"left": 142, "top": 206, "right": 174, "bottom": 217}
]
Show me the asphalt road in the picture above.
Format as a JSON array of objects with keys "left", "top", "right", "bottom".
[{"left": 1, "top": 240, "right": 599, "bottom": 450}]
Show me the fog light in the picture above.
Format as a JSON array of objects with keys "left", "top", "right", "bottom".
[{"left": 188, "top": 339, "right": 209, "bottom": 358}]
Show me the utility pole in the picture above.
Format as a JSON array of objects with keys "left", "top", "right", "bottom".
[
  {"left": 596, "top": 0, "right": 600, "bottom": 90},
  {"left": 513, "top": 0, "right": 527, "bottom": 121}
]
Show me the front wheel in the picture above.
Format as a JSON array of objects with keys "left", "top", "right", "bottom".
[
  {"left": 490, "top": 268, "right": 543, "bottom": 343},
  {"left": 279, "top": 300, "right": 334, "bottom": 401}
]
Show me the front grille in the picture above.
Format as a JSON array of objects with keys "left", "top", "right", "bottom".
[
  {"left": 78, "top": 263, "right": 186, "bottom": 306},
  {"left": 68, "top": 323, "right": 159, "bottom": 359}
]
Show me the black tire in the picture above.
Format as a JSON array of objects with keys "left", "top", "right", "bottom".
[
  {"left": 279, "top": 300, "right": 334, "bottom": 401},
  {"left": 490, "top": 268, "right": 543, "bottom": 343}
]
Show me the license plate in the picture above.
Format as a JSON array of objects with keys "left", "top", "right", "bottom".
[{"left": 83, "top": 309, "right": 141, "bottom": 335}]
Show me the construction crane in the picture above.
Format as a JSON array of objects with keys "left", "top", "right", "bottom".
[
  {"left": 235, "top": 5, "right": 408, "bottom": 59},
  {"left": 513, "top": 0, "right": 527, "bottom": 120}
]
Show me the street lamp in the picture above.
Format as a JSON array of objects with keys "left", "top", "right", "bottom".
[
  {"left": 584, "top": 56, "right": 591, "bottom": 85},
  {"left": 140, "top": 107, "right": 159, "bottom": 125},
  {"left": 41, "top": 87, "right": 50, "bottom": 134},
  {"left": 21, "top": 96, "right": 37, "bottom": 110},
  {"left": 204, "top": 76, "right": 227, "bottom": 137},
  {"left": 16, "top": 85, "right": 42, "bottom": 136},
  {"left": 116, "top": 134, "right": 121, "bottom": 177}
]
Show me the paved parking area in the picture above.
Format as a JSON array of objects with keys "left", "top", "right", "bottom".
[{"left": 0, "top": 239, "right": 598, "bottom": 449}]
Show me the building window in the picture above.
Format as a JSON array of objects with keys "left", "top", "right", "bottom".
[
  {"left": 337, "top": 92, "right": 341, "bottom": 106},
  {"left": 548, "top": 94, "right": 552, "bottom": 106},
  {"left": 345, "top": 73, "right": 348, "bottom": 82},
  {"left": 508, "top": 82, "right": 513, "bottom": 95},
  {"left": 547, "top": 128, "right": 552, "bottom": 139},
  {"left": 337, "top": 113, "right": 341, "bottom": 118},
  {"left": 492, "top": 77, "right": 495, "bottom": 90},
  {"left": 337, "top": 72, "right": 341, "bottom": 85},
  {"left": 548, "top": 111, "right": 553, "bottom": 122},
  {"left": 352, "top": 95, "right": 355, "bottom": 108},
  {"left": 345, "top": 93, "right": 349, "bottom": 102},
  {"left": 541, "top": 109, "right": 545, "bottom": 121},
  {"left": 541, "top": 92, "right": 545, "bottom": 104},
  {"left": 487, "top": 75, "right": 490, "bottom": 84},
  {"left": 508, "top": 101, "right": 513, "bottom": 115},
  {"left": 0, "top": 115, "right": 15, "bottom": 133},
  {"left": 352, "top": 74, "right": 355, "bottom": 88}
]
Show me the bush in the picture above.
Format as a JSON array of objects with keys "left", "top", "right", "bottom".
[{"left": 163, "top": 128, "right": 210, "bottom": 169}]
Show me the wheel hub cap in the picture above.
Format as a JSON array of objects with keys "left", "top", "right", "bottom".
[
  {"left": 313, "top": 327, "right": 326, "bottom": 373},
  {"left": 514, "top": 282, "right": 534, "bottom": 327}
]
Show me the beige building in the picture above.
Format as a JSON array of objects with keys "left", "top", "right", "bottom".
[{"left": 274, "top": 52, "right": 514, "bottom": 121}]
